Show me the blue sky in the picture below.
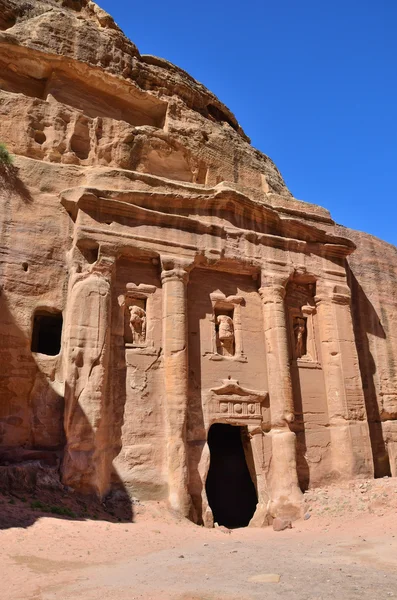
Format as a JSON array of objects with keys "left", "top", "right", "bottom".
[{"left": 98, "top": 0, "right": 397, "bottom": 245}]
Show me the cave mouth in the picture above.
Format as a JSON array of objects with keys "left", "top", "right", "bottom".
[{"left": 205, "top": 423, "right": 258, "bottom": 528}]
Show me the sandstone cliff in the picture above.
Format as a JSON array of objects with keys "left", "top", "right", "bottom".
[{"left": 0, "top": 0, "right": 396, "bottom": 523}]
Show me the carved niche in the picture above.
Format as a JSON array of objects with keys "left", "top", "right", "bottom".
[
  {"left": 208, "top": 378, "right": 269, "bottom": 427},
  {"left": 207, "top": 292, "right": 247, "bottom": 362},
  {"left": 119, "top": 283, "right": 156, "bottom": 351},
  {"left": 286, "top": 281, "right": 319, "bottom": 366}
]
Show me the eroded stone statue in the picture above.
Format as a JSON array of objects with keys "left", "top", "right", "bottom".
[
  {"left": 217, "top": 314, "right": 235, "bottom": 356},
  {"left": 128, "top": 304, "right": 146, "bottom": 344},
  {"left": 293, "top": 317, "right": 307, "bottom": 358}
]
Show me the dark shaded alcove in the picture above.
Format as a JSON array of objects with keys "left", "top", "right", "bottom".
[
  {"left": 31, "top": 311, "right": 63, "bottom": 356},
  {"left": 205, "top": 423, "right": 257, "bottom": 528}
]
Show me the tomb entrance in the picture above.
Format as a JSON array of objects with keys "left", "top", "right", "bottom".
[{"left": 205, "top": 423, "right": 258, "bottom": 528}]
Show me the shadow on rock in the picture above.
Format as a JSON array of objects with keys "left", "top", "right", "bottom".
[{"left": 0, "top": 163, "right": 33, "bottom": 204}]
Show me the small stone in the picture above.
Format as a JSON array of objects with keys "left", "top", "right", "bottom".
[
  {"left": 218, "top": 525, "right": 231, "bottom": 534},
  {"left": 272, "top": 517, "right": 292, "bottom": 531},
  {"left": 249, "top": 574, "right": 281, "bottom": 583},
  {"left": 178, "top": 554, "right": 184, "bottom": 558},
  {"left": 304, "top": 512, "right": 311, "bottom": 520}
]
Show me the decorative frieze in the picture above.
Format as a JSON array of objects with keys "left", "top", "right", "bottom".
[{"left": 209, "top": 378, "right": 268, "bottom": 425}]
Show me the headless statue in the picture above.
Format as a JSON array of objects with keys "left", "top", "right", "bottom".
[
  {"left": 128, "top": 305, "right": 146, "bottom": 344},
  {"left": 217, "top": 314, "right": 235, "bottom": 356}
]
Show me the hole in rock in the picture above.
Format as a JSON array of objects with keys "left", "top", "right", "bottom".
[
  {"left": 22, "top": 262, "right": 28, "bottom": 272},
  {"left": 0, "top": 16, "right": 17, "bottom": 31},
  {"left": 31, "top": 311, "right": 63, "bottom": 356},
  {"left": 205, "top": 423, "right": 257, "bottom": 528},
  {"left": 70, "top": 120, "right": 90, "bottom": 160},
  {"left": 34, "top": 131, "right": 46, "bottom": 145},
  {"left": 207, "top": 104, "right": 238, "bottom": 131},
  {"left": 80, "top": 243, "right": 99, "bottom": 264}
]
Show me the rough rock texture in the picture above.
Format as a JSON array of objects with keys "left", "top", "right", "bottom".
[
  {"left": 336, "top": 227, "right": 397, "bottom": 478},
  {"left": 0, "top": 0, "right": 396, "bottom": 527}
]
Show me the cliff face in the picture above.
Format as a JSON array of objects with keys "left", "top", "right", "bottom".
[
  {"left": 0, "top": 0, "right": 287, "bottom": 451},
  {"left": 0, "top": 0, "right": 292, "bottom": 193},
  {"left": 1, "top": 0, "right": 396, "bottom": 521},
  {"left": 338, "top": 227, "right": 397, "bottom": 477}
]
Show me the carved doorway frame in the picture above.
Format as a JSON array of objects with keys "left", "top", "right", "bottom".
[{"left": 197, "top": 379, "right": 270, "bottom": 527}]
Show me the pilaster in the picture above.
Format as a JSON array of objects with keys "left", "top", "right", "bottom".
[
  {"left": 62, "top": 244, "right": 116, "bottom": 497},
  {"left": 259, "top": 271, "right": 303, "bottom": 520},
  {"left": 161, "top": 255, "right": 194, "bottom": 517},
  {"left": 315, "top": 279, "right": 374, "bottom": 479}
]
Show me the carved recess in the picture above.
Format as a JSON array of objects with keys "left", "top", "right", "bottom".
[
  {"left": 286, "top": 281, "right": 320, "bottom": 368},
  {"left": 208, "top": 378, "right": 269, "bottom": 426},
  {"left": 207, "top": 292, "right": 247, "bottom": 362},
  {"left": 118, "top": 283, "right": 157, "bottom": 354}
]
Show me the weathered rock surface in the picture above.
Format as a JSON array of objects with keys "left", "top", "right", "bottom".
[{"left": 0, "top": 0, "right": 396, "bottom": 527}]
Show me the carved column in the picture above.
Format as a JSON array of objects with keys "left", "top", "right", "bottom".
[
  {"left": 247, "top": 425, "right": 271, "bottom": 527},
  {"left": 259, "top": 272, "right": 303, "bottom": 519},
  {"left": 315, "top": 280, "right": 373, "bottom": 478},
  {"left": 161, "top": 256, "right": 193, "bottom": 517},
  {"left": 63, "top": 246, "right": 116, "bottom": 497}
]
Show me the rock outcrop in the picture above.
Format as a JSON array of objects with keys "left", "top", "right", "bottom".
[{"left": 0, "top": 0, "right": 396, "bottom": 527}]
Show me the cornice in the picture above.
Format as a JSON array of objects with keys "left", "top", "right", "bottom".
[{"left": 60, "top": 185, "right": 355, "bottom": 258}]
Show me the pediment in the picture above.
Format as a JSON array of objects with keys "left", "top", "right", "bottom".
[
  {"left": 208, "top": 379, "right": 269, "bottom": 423},
  {"left": 211, "top": 379, "right": 268, "bottom": 403}
]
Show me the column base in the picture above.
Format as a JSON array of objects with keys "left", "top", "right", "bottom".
[
  {"left": 249, "top": 503, "right": 272, "bottom": 527},
  {"left": 330, "top": 421, "right": 374, "bottom": 480},
  {"left": 382, "top": 420, "right": 397, "bottom": 477},
  {"left": 167, "top": 437, "right": 192, "bottom": 518},
  {"left": 267, "top": 428, "right": 303, "bottom": 521}
]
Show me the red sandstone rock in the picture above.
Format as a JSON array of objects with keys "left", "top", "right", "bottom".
[
  {"left": 272, "top": 518, "right": 292, "bottom": 532},
  {"left": 0, "top": 0, "right": 395, "bottom": 528}
]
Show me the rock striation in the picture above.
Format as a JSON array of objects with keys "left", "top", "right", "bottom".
[{"left": 0, "top": 0, "right": 396, "bottom": 527}]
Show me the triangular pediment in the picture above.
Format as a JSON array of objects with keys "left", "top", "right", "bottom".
[{"left": 211, "top": 379, "right": 268, "bottom": 403}]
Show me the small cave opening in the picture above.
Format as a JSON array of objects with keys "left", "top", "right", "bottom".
[
  {"left": 31, "top": 311, "right": 63, "bottom": 356},
  {"left": 79, "top": 242, "right": 99, "bottom": 264},
  {"left": 205, "top": 423, "right": 258, "bottom": 528},
  {"left": 34, "top": 130, "right": 46, "bottom": 145},
  {"left": 70, "top": 119, "right": 90, "bottom": 160},
  {"left": 207, "top": 104, "right": 238, "bottom": 131}
]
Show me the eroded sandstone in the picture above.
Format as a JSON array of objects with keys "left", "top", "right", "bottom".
[{"left": 0, "top": 0, "right": 395, "bottom": 528}]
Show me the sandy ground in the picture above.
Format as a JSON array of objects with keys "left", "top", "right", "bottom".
[{"left": 1, "top": 478, "right": 397, "bottom": 600}]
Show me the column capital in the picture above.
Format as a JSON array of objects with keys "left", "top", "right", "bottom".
[
  {"left": 259, "top": 282, "right": 286, "bottom": 303},
  {"left": 91, "top": 245, "right": 117, "bottom": 279},
  {"left": 260, "top": 269, "right": 290, "bottom": 288},
  {"left": 70, "top": 244, "right": 116, "bottom": 283},
  {"left": 160, "top": 255, "right": 194, "bottom": 285},
  {"left": 314, "top": 280, "right": 351, "bottom": 307},
  {"left": 259, "top": 270, "right": 290, "bottom": 303}
]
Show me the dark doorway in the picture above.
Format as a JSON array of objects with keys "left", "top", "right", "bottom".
[
  {"left": 205, "top": 423, "right": 258, "bottom": 528},
  {"left": 31, "top": 311, "right": 63, "bottom": 356}
]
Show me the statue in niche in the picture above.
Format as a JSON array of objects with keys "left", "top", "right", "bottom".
[
  {"left": 128, "top": 304, "right": 146, "bottom": 345},
  {"left": 191, "top": 166, "right": 199, "bottom": 184},
  {"left": 216, "top": 314, "right": 235, "bottom": 356},
  {"left": 293, "top": 316, "right": 307, "bottom": 358}
]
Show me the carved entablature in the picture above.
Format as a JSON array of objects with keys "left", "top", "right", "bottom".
[
  {"left": 208, "top": 378, "right": 269, "bottom": 427},
  {"left": 118, "top": 283, "right": 157, "bottom": 354},
  {"left": 206, "top": 292, "right": 247, "bottom": 362}
]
